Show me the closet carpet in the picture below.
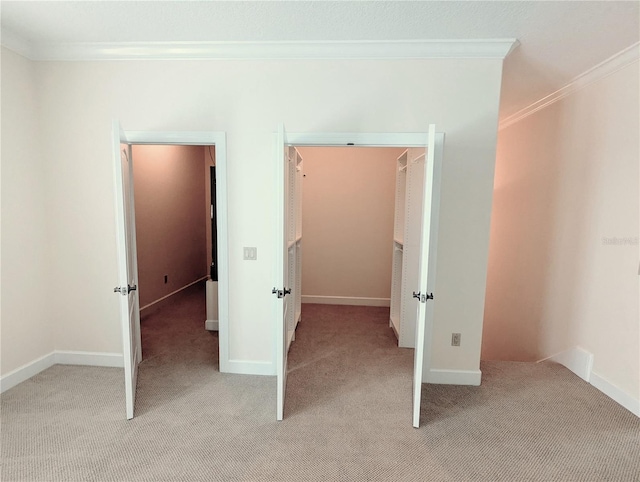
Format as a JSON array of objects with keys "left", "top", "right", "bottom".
[{"left": 2, "top": 283, "right": 639, "bottom": 481}]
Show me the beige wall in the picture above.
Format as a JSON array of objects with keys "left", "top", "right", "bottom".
[
  {"left": 3, "top": 51, "right": 504, "bottom": 375},
  {"left": 483, "top": 61, "right": 639, "bottom": 400},
  {"left": 298, "top": 147, "right": 404, "bottom": 301},
  {"left": 132, "top": 145, "right": 207, "bottom": 308},
  {"left": 0, "top": 48, "right": 55, "bottom": 375}
]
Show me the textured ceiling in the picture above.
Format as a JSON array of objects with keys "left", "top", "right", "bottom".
[{"left": 1, "top": 1, "right": 639, "bottom": 118}]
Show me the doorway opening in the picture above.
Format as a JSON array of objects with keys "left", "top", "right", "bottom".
[
  {"left": 274, "top": 128, "right": 444, "bottom": 427},
  {"left": 131, "top": 144, "right": 217, "bottom": 360},
  {"left": 294, "top": 145, "right": 407, "bottom": 326},
  {"left": 112, "top": 126, "right": 229, "bottom": 420},
  {"left": 281, "top": 145, "right": 410, "bottom": 416}
]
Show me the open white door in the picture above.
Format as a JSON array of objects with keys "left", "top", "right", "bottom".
[
  {"left": 112, "top": 121, "right": 142, "bottom": 420},
  {"left": 412, "top": 125, "right": 442, "bottom": 428},
  {"left": 274, "top": 123, "right": 292, "bottom": 421}
]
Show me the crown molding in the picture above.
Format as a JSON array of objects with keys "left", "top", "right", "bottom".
[
  {"left": 2, "top": 38, "right": 518, "bottom": 61},
  {"left": 0, "top": 27, "right": 35, "bottom": 59},
  {"left": 499, "top": 42, "right": 640, "bottom": 130}
]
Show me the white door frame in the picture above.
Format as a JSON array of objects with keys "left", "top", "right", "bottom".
[
  {"left": 286, "top": 132, "right": 438, "bottom": 148},
  {"left": 277, "top": 131, "right": 445, "bottom": 417},
  {"left": 122, "top": 130, "right": 231, "bottom": 372}
]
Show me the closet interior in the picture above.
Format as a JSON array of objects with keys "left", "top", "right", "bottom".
[{"left": 284, "top": 145, "right": 425, "bottom": 351}]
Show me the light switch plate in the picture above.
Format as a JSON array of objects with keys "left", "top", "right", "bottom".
[{"left": 243, "top": 247, "right": 257, "bottom": 260}]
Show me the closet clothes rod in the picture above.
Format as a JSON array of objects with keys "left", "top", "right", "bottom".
[{"left": 287, "top": 236, "right": 302, "bottom": 250}]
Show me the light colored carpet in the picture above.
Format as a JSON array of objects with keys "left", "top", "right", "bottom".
[{"left": 2, "top": 283, "right": 639, "bottom": 481}]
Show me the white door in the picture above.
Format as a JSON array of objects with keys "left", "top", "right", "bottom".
[
  {"left": 112, "top": 121, "right": 142, "bottom": 420},
  {"left": 274, "top": 123, "right": 292, "bottom": 421},
  {"left": 412, "top": 125, "right": 442, "bottom": 428}
]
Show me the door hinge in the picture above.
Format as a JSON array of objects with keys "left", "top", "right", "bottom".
[{"left": 412, "top": 291, "right": 434, "bottom": 303}]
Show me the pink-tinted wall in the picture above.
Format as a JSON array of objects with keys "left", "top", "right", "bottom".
[
  {"left": 132, "top": 145, "right": 207, "bottom": 308},
  {"left": 482, "top": 59, "right": 639, "bottom": 403},
  {"left": 298, "top": 147, "right": 404, "bottom": 301}
]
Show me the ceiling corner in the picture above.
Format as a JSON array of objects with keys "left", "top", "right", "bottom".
[
  {"left": 1, "top": 27, "right": 35, "bottom": 59},
  {"left": 504, "top": 39, "right": 520, "bottom": 59}
]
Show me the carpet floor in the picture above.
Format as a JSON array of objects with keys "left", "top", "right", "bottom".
[{"left": 2, "top": 283, "right": 639, "bottom": 481}]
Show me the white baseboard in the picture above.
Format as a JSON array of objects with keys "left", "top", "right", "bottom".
[
  {"left": 55, "top": 351, "right": 124, "bottom": 368},
  {"left": 540, "top": 346, "right": 594, "bottom": 382},
  {"left": 205, "top": 319, "right": 219, "bottom": 331},
  {"left": 223, "top": 359, "right": 274, "bottom": 376},
  {"left": 302, "top": 295, "right": 390, "bottom": 307},
  {"left": 540, "top": 346, "right": 639, "bottom": 418},
  {"left": 2, "top": 350, "right": 274, "bottom": 392},
  {"left": 590, "top": 371, "right": 640, "bottom": 418},
  {"left": 140, "top": 276, "right": 208, "bottom": 311},
  {"left": 0, "top": 352, "right": 56, "bottom": 393},
  {"left": 1, "top": 350, "right": 124, "bottom": 393},
  {"left": 425, "top": 368, "right": 482, "bottom": 386}
]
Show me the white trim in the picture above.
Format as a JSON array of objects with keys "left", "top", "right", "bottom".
[
  {"left": 213, "top": 135, "right": 230, "bottom": 373},
  {"left": 205, "top": 320, "right": 219, "bottom": 331},
  {"left": 302, "top": 295, "right": 390, "bottom": 307},
  {"left": 1, "top": 27, "right": 35, "bottom": 59},
  {"left": 539, "top": 346, "right": 638, "bottom": 417},
  {"left": 590, "top": 371, "right": 640, "bottom": 418},
  {"left": 119, "top": 129, "right": 231, "bottom": 374},
  {"left": 54, "top": 351, "right": 124, "bottom": 368},
  {"left": 0, "top": 351, "right": 124, "bottom": 393},
  {"left": 7, "top": 39, "right": 519, "bottom": 62},
  {"left": 538, "top": 346, "right": 594, "bottom": 382},
  {"left": 425, "top": 368, "right": 482, "bottom": 386},
  {"left": 225, "top": 360, "right": 274, "bottom": 376},
  {"left": 0, "top": 353, "right": 56, "bottom": 393},
  {"left": 287, "top": 132, "right": 432, "bottom": 147},
  {"left": 125, "top": 131, "right": 219, "bottom": 145},
  {"left": 500, "top": 42, "right": 640, "bottom": 130},
  {"left": 139, "top": 276, "right": 208, "bottom": 311}
]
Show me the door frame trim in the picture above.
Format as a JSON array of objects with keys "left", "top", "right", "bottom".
[
  {"left": 276, "top": 130, "right": 445, "bottom": 421},
  {"left": 123, "top": 130, "right": 231, "bottom": 373},
  {"left": 286, "top": 132, "right": 443, "bottom": 148}
]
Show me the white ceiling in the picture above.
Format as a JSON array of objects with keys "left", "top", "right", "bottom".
[{"left": 1, "top": 1, "right": 638, "bottom": 119}]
